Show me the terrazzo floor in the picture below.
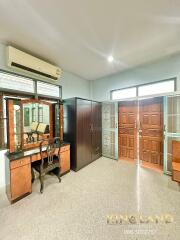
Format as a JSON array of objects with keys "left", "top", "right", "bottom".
[{"left": 0, "top": 157, "right": 180, "bottom": 240}]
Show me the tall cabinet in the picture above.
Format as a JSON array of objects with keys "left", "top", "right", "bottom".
[{"left": 64, "top": 98, "right": 102, "bottom": 171}]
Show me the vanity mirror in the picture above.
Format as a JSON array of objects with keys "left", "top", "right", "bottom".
[
  {"left": 7, "top": 99, "right": 22, "bottom": 153},
  {"left": 21, "top": 100, "right": 53, "bottom": 149}
]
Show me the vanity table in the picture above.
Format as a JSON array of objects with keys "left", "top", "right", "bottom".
[
  {"left": 5, "top": 98, "right": 70, "bottom": 203},
  {"left": 5, "top": 142, "right": 70, "bottom": 203}
]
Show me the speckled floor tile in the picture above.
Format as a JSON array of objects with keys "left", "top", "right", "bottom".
[{"left": 0, "top": 157, "right": 179, "bottom": 240}]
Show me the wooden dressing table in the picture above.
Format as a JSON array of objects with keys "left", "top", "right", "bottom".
[
  {"left": 5, "top": 98, "right": 70, "bottom": 203},
  {"left": 6, "top": 142, "right": 70, "bottom": 203}
]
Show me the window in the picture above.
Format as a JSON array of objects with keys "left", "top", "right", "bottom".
[
  {"left": 138, "top": 80, "right": 175, "bottom": 97},
  {"left": 111, "top": 79, "right": 175, "bottom": 100},
  {"left": 111, "top": 87, "right": 137, "bottom": 100},
  {"left": 0, "top": 72, "right": 34, "bottom": 93},
  {"left": 37, "top": 82, "right": 60, "bottom": 98},
  {"left": 0, "top": 71, "right": 62, "bottom": 99}
]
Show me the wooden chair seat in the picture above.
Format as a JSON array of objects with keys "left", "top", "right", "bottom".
[{"left": 33, "top": 157, "right": 59, "bottom": 175}]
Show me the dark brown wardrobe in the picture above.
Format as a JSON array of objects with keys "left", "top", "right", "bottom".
[{"left": 64, "top": 97, "right": 102, "bottom": 171}]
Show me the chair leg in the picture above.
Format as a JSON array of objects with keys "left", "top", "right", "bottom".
[
  {"left": 39, "top": 174, "right": 44, "bottom": 193},
  {"left": 58, "top": 168, "right": 61, "bottom": 183},
  {"left": 31, "top": 168, "right": 35, "bottom": 183}
]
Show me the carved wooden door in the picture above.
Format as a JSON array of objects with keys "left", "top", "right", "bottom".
[
  {"left": 139, "top": 97, "right": 163, "bottom": 167},
  {"left": 118, "top": 101, "right": 138, "bottom": 161}
]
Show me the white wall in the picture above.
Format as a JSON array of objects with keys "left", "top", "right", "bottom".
[
  {"left": 0, "top": 43, "right": 90, "bottom": 190},
  {"left": 91, "top": 53, "right": 180, "bottom": 101},
  {"left": 61, "top": 71, "right": 90, "bottom": 99}
]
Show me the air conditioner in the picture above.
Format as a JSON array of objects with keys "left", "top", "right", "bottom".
[{"left": 7, "top": 46, "right": 62, "bottom": 80}]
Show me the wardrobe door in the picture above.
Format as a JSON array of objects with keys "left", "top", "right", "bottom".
[
  {"left": 92, "top": 102, "right": 102, "bottom": 161},
  {"left": 76, "top": 99, "right": 92, "bottom": 170}
]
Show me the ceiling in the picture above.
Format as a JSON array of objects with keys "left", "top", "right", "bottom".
[{"left": 0, "top": 0, "right": 180, "bottom": 80}]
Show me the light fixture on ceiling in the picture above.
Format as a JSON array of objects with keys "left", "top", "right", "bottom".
[{"left": 107, "top": 55, "right": 114, "bottom": 63}]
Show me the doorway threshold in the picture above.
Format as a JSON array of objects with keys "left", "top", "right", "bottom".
[{"left": 140, "top": 161, "right": 163, "bottom": 173}]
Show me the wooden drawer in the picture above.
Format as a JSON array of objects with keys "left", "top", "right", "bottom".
[
  {"left": 60, "top": 145, "right": 70, "bottom": 153},
  {"left": 31, "top": 148, "right": 60, "bottom": 162},
  {"left": 10, "top": 157, "right": 30, "bottom": 170},
  {"left": 60, "top": 150, "right": 70, "bottom": 174},
  {"left": 31, "top": 153, "right": 41, "bottom": 162},
  {"left": 11, "top": 164, "right": 31, "bottom": 200},
  {"left": 31, "top": 146, "right": 70, "bottom": 162}
]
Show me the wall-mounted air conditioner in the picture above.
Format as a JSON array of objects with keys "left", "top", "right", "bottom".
[{"left": 7, "top": 46, "right": 62, "bottom": 80}]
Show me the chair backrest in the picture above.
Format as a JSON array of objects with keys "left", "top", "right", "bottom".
[
  {"left": 37, "top": 123, "right": 48, "bottom": 134},
  {"left": 40, "top": 137, "right": 61, "bottom": 168},
  {"left": 31, "top": 122, "right": 39, "bottom": 131}
]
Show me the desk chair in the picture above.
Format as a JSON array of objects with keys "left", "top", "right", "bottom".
[{"left": 32, "top": 137, "right": 61, "bottom": 193}]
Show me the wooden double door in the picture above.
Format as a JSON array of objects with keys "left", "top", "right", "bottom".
[{"left": 118, "top": 98, "right": 163, "bottom": 169}]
